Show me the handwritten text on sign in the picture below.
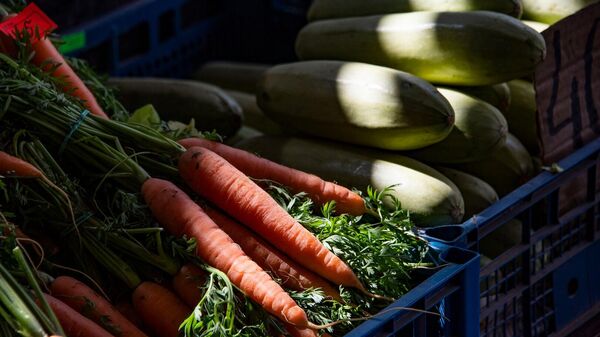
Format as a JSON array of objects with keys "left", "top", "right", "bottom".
[{"left": 535, "top": 2, "right": 600, "bottom": 164}]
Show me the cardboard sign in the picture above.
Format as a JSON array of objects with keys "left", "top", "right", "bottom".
[
  {"left": 0, "top": 3, "right": 57, "bottom": 44},
  {"left": 535, "top": 2, "right": 600, "bottom": 165}
]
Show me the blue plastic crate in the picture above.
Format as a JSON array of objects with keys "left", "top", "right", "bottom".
[
  {"left": 423, "top": 138, "right": 600, "bottom": 337},
  {"left": 60, "top": 0, "right": 312, "bottom": 75},
  {"left": 61, "top": 0, "right": 229, "bottom": 77},
  {"left": 271, "top": 0, "right": 312, "bottom": 16},
  {"left": 345, "top": 244, "right": 480, "bottom": 337}
]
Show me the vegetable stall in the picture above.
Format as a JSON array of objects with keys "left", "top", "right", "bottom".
[{"left": 0, "top": 0, "right": 598, "bottom": 337}]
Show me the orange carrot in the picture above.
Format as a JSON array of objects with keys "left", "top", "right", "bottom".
[
  {"left": 0, "top": 151, "right": 76, "bottom": 229},
  {"left": 0, "top": 151, "right": 44, "bottom": 177},
  {"left": 132, "top": 282, "right": 191, "bottom": 337},
  {"left": 44, "top": 293, "right": 114, "bottom": 337},
  {"left": 50, "top": 276, "right": 148, "bottom": 337},
  {"left": 142, "top": 178, "right": 313, "bottom": 328},
  {"left": 178, "top": 138, "right": 366, "bottom": 215},
  {"left": 178, "top": 147, "right": 364, "bottom": 291},
  {"left": 205, "top": 207, "right": 341, "bottom": 301},
  {"left": 114, "top": 300, "right": 147, "bottom": 333},
  {"left": 31, "top": 36, "right": 108, "bottom": 119},
  {"left": 172, "top": 264, "right": 206, "bottom": 308}
]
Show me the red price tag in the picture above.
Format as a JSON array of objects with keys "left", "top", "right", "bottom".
[{"left": 0, "top": 3, "right": 57, "bottom": 44}]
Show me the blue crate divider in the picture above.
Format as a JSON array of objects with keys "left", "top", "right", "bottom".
[
  {"left": 346, "top": 244, "right": 480, "bottom": 337},
  {"left": 423, "top": 137, "right": 600, "bottom": 337},
  {"left": 61, "top": 0, "right": 313, "bottom": 74},
  {"left": 61, "top": 0, "right": 229, "bottom": 78},
  {"left": 589, "top": 241, "right": 600, "bottom": 305}
]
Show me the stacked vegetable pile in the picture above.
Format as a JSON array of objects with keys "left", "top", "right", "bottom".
[
  {"left": 191, "top": 0, "right": 597, "bottom": 263},
  {"left": 0, "top": 2, "right": 438, "bottom": 337}
]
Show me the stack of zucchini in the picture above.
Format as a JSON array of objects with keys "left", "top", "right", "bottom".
[{"left": 113, "top": 0, "right": 595, "bottom": 255}]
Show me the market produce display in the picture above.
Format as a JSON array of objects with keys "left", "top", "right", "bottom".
[
  {"left": 0, "top": 10, "right": 429, "bottom": 335},
  {"left": 1, "top": 0, "right": 596, "bottom": 336}
]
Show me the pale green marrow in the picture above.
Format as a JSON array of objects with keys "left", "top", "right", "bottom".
[
  {"left": 522, "top": 0, "right": 598, "bottom": 24},
  {"left": 225, "top": 90, "right": 284, "bottom": 136},
  {"left": 193, "top": 61, "right": 269, "bottom": 94},
  {"left": 406, "top": 88, "right": 508, "bottom": 164},
  {"left": 521, "top": 20, "right": 550, "bottom": 32},
  {"left": 503, "top": 80, "right": 539, "bottom": 155},
  {"left": 436, "top": 167, "right": 499, "bottom": 219},
  {"left": 450, "top": 134, "right": 535, "bottom": 197},
  {"left": 308, "top": 0, "right": 523, "bottom": 21},
  {"left": 257, "top": 61, "right": 455, "bottom": 150},
  {"left": 108, "top": 77, "right": 243, "bottom": 138},
  {"left": 451, "top": 83, "right": 511, "bottom": 113},
  {"left": 296, "top": 11, "right": 546, "bottom": 85}
]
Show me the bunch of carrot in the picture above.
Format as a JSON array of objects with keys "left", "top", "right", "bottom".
[
  {"left": 0, "top": 8, "right": 430, "bottom": 335},
  {"left": 1, "top": 134, "right": 358, "bottom": 336}
]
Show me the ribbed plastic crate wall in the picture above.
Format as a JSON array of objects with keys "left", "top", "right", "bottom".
[
  {"left": 37, "top": 0, "right": 139, "bottom": 31},
  {"left": 61, "top": 0, "right": 315, "bottom": 76},
  {"left": 423, "top": 138, "right": 600, "bottom": 337},
  {"left": 61, "top": 0, "right": 228, "bottom": 77},
  {"left": 347, "top": 245, "right": 480, "bottom": 337}
]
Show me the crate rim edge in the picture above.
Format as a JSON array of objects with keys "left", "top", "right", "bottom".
[
  {"left": 422, "top": 136, "right": 600, "bottom": 247},
  {"left": 344, "top": 244, "right": 480, "bottom": 337}
]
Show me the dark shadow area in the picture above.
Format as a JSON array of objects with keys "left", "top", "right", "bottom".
[{"left": 36, "top": 0, "right": 138, "bottom": 30}]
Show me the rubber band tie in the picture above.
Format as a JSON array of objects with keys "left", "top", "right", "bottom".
[{"left": 58, "top": 109, "right": 90, "bottom": 155}]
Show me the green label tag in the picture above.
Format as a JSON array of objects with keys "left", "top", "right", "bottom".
[{"left": 59, "top": 31, "right": 86, "bottom": 54}]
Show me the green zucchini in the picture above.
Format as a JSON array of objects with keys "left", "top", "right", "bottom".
[
  {"left": 521, "top": 20, "right": 550, "bottom": 32},
  {"left": 503, "top": 80, "right": 539, "bottom": 155},
  {"left": 257, "top": 61, "right": 454, "bottom": 150},
  {"left": 436, "top": 167, "right": 499, "bottom": 219},
  {"left": 480, "top": 219, "right": 523, "bottom": 258},
  {"left": 450, "top": 83, "right": 511, "bottom": 113},
  {"left": 108, "top": 77, "right": 243, "bottom": 138},
  {"left": 225, "top": 90, "right": 284, "bottom": 135},
  {"left": 193, "top": 61, "right": 269, "bottom": 94},
  {"left": 308, "top": 0, "right": 523, "bottom": 21},
  {"left": 522, "top": 0, "right": 598, "bottom": 24},
  {"left": 450, "top": 133, "right": 535, "bottom": 197},
  {"left": 296, "top": 11, "right": 546, "bottom": 85},
  {"left": 406, "top": 88, "right": 508, "bottom": 164}
]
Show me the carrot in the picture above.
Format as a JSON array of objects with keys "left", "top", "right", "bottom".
[
  {"left": 178, "top": 138, "right": 366, "bottom": 215},
  {"left": 50, "top": 276, "right": 148, "bottom": 337},
  {"left": 114, "top": 300, "right": 147, "bottom": 333},
  {"left": 0, "top": 151, "right": 44, "bottom": 177},
  {"left": 44, "top": 293, "right": 114, "bottom": 337},
  {"left": 171, "top": 263, "right": 206, "bottom": 308},
  {"left": 178, "top": 147, "right": 364, "bottom": 291},
  {"left": 141, "top": 178, "right": 314, "bottom": 328},
  {"left": 204, "top": 207, "right": 342, "bottom": 302},
  {"left": 132, "top": 281, "right": 191, "bottom": 337},
  {"left": 0, "top": 151, "right": 76, "bottom": 228},
  {"left": 31, "top": 36, "right": 108, "bottom": 118}
]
